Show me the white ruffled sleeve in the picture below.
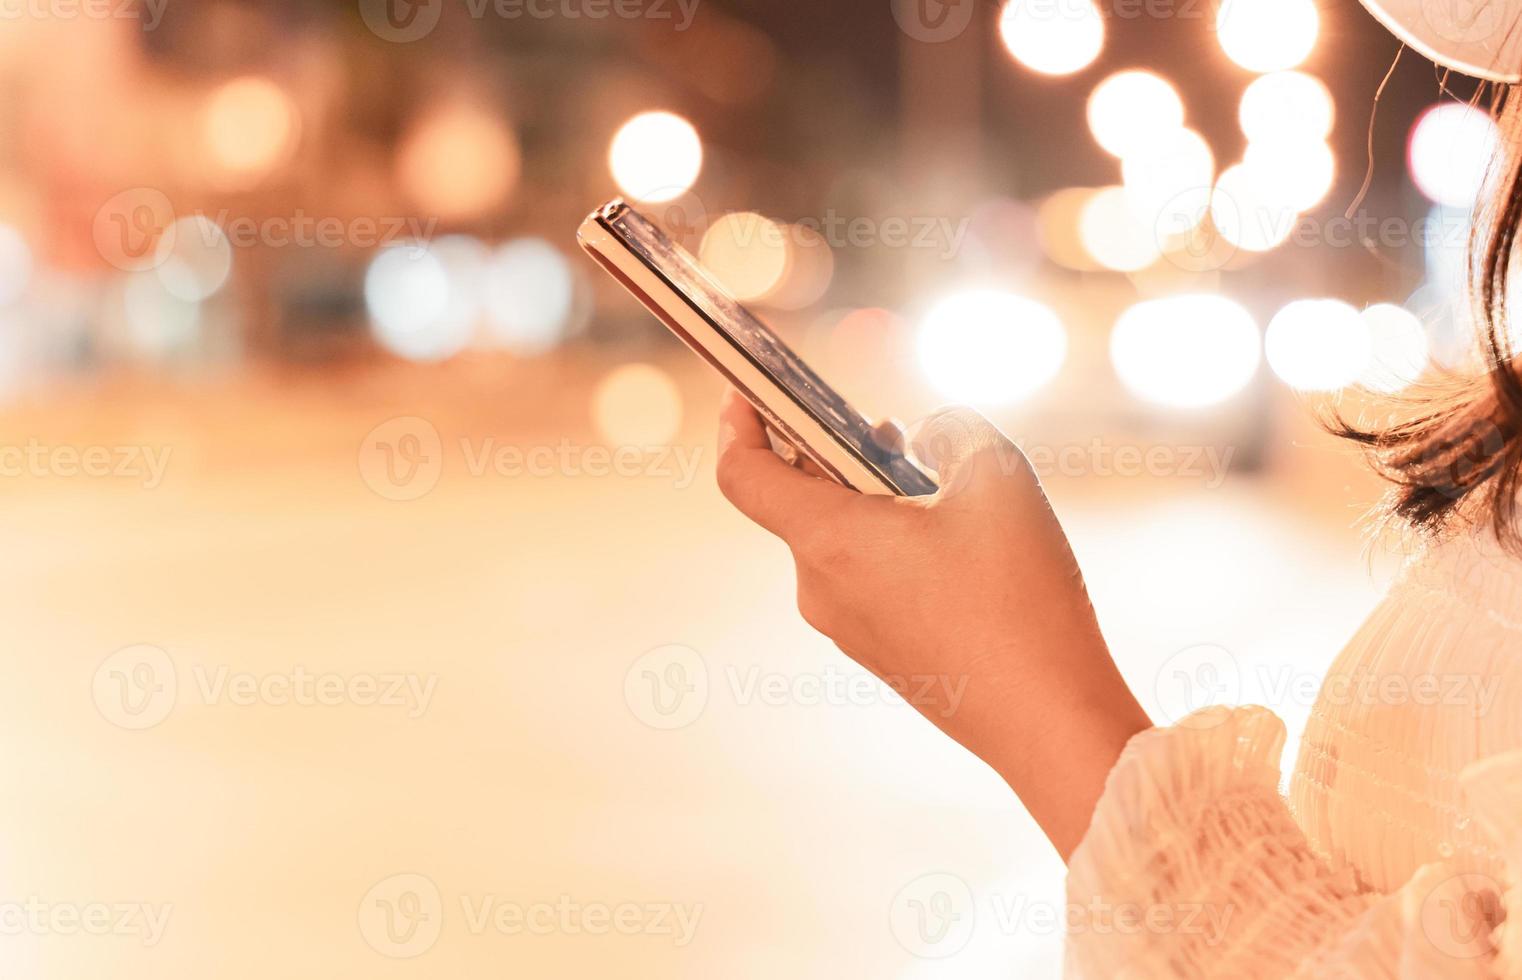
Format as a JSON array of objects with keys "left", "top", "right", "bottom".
[{"left": 1064, "top": 706, "right": 1507, "bottom": 979}]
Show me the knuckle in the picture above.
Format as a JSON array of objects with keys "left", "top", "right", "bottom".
[{"left": 798, "top": 532, "right": 853, "bottom": 575}]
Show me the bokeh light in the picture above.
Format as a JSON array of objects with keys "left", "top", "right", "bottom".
[
  {"left": 1242, "top": 139, "right": 1336, "bottom": 211},
  {"left": 592, "top": 363, "right": 684, "bottom": 446},
  {"left": 1079, "top": 186, "right": 1160, "bottom": 271},
  {"left": 1211, "top": 163, "right": 1298, "bottom": 253},
  {"left": 1424, "top": 203, "right": 1469, "bottom": 295},
  {"left": 201, "top": 76, "right": 297, "bottom": 186},
  {"left": 153, "top": 215, "right": 232, "bottom": 303},
  {"left": 0, "top": 224, "right": 32, "bottom": 306},
  {"left": 364, "top": 244, "right": 473, "bottom": 362},
  {"left": 698, "top": 212, "right": 790, "bottom": 302},
  {"left": 1110, "top": 294, "right": 1261, "bottom": 408},
  {"left": 433, "top": 234, "right": 490, "bottom": 342},
  {"left": 1087, "top": 70, "right": 1184, "bottom": 158},
  {"left": 916, "top": 290, "right": 1067, "bottom": 405},
  {"left": 1359, "top": 303, "right": 1429, "bottom": 393},
  {"left": 1121, "top": 127, "right": 1214, "bottom": 237},
  {"left": 1408, "top": 103, "right": 1500, "bottom": 208},
  {"left": 609, "top": 111, "right": 703, "bottom": 203},
  {"left": 1265, "top": 299, "right": 1371, "bottom": 391},
  {"left": 1036, "top": 187, "right": 1102, "bottom": 271},
  {"left": 483, "top": 238, "right": 577, "bottom": 355},
  {"left": 998, "top": 0, "right": 1104, "bottom": 77},
  {"left": 1406, "top": 281, "right": 1480, "bottom": 373},
  {"left": 122, "top": 272, "right": 201, "bottom": 359},
  {"left": 398, "top": 104, "right": 521, "bottom": 220},
  {"left": 1216, "top": 0, "right": 1319, "bottom": 73},
  {"left": 1239, "top": 72, "right": 1334, "bottom": 143},
  {"left": 765, "top": 223, "right": 835, "bottom": 310},
  {"left": 824, "top": 307, "right": 907, "bottom": 379}
]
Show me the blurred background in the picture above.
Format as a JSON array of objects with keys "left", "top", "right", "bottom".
[{"left": 0, "top": 0, "right": 1502, "bottom": 976}]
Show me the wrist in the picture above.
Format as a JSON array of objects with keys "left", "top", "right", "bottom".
[{"left": 983, "top": 671, "right": 1151, "bottom": 860}]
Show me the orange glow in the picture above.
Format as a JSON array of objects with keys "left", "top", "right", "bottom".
[
  {"left": 698, "top": 212, "right": 789, "bottom": 302},
  {"left": 1036, "top": 187, "right": 1103, "bottom": 271},
  {"left": 201, "top": 76, "right": 298, "bottom": 187},
  {"left": 592, "top": 363, "right": 684, "bottom": 446},
  {"left": 397, "top": 104, "right": 521, "bottom": 220},
  {"left": 765, "top": 224, "right": 835, "bottom": 310}
]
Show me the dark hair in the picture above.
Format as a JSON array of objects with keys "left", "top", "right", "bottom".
[{"left": 1333, "top": 86, "right": 1522, "bottom": 552}]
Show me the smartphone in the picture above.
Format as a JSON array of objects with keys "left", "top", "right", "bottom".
[{"left": 576, "top": 199, "right": 938, "bottom": 496}]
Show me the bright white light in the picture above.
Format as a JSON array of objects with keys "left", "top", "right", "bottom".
[
  {"left": 1111, "top": 294, "right": 1261, "bottom": 408},
  {"left": 998, "top": 0, "right": 1104, "bottom": 77},
  {"left": 1242, "top": 139, "right": 1335, "bottom": 211},
  {"left": 1217, "top": 0, "right": 1318, "bottom": 72},
  {"left": 433, "top": 234, "right": 489, "bottom": 344},
  {"left": 917, "top": 290, "right": 1067, "bottom": 405},
  {"left": 609, "top": 111, "right": 703, "bottom": 203},
  {"left": 482, "top": 238, "right": 576, "bottom": 354},
  {"left": 1087, "top": 71, "right": 1184, "bottom": 158},
  {"left": 1079, "top": 186, "right": 1160, "bottom": 272},
  {"left": 154, "top": 216, "right": 232, "bottom": 302},
  {"left": 1359, "top": 303, "right": 1429, "bottom": 393},
  {"left": 1240, "top": 72, "right": 1334, "bottom": 143},
  {"left": 1408, "top": 103, "right": 1500, "bottom": 209},
  {"left": 1424, "top": 203, "right": 1470, "bottom": 294},
  {"left": 1211, "top": 164, "right": 1298, "bottom": 253},
  {"left": 1406, "top": 282, "right": 1479, "bottom": 373},
  {"left": 1265, "top": 299, "right": 1371, "bottom": 391},
  {"left": 592, "top": 363, "right": 684, "bottom": 446},
  {"left": 123, "top": 273, "right": 201, "bottom": 358},
  {"left": 365, "top": 244, "right": 472, "bottom": 362},
  {"left": 0, "top": 225, "right": 31, "bottom": 306},
  {"left": 1122, "top": 128, "right": 1214, "bottom": 239}
]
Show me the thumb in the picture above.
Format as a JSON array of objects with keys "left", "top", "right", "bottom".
[{"left": 907, "top": 407, "right": 1032, "bottom": 499}]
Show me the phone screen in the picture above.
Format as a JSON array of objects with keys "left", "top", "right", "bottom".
[{"left": 603, "top": 205, "right": 938, "bottom": 496}]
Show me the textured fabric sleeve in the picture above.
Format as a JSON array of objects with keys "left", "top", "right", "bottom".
[
  {"left": 1063, "top": 705, "right": 1504, "bottom": 979},
  {"left": 1459, "top": 749, "right": 1522, "bottom": 979}
]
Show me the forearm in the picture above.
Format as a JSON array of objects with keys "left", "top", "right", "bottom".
[{"left": 975, "top": 651, "right": 1150, "bottom": 859}]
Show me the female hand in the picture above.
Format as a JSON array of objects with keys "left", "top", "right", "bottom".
[{"left": 715, "top": 388, "right": 1150, "bottom": 858}]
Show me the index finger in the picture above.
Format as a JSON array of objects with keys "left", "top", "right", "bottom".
[{"left": 716, "top": 388, "right": 854, "bottom": 541}]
